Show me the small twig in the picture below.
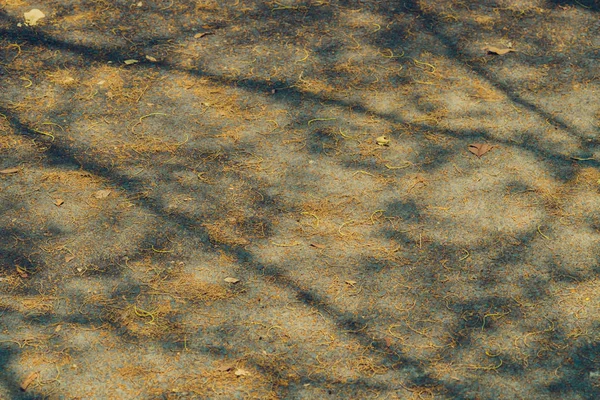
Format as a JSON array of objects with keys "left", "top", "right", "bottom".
[
  {"left": 301, "top": 212, "right": 320, "bottom": 228},
  {"left": 295, "top": 48, "right": 310, "bottom": 63},
  {"left": 7, "top": 43, "right": 22, "bottom": 61},
  {"left": 337, "top": 128, "right": 357, "bottom": 140},
  {"left": 20, "top": 77, "right": 33, "bottom": 88},
  {"left": 537, "top": 225, "right": 550, "bottom": 240},
  {"left": 130, "top": 113, "right": 168, "bottom": 134},
  {"left": 338, "top": 220, "right": 355, "bottom": 236},
  {"left": 385, "top": 162, "right": 412, "bottom": 169},
  {"left": 380, "top": 49, "right": 404, "bottom": 58},
  {"left": 307, "top": 117, "right": 337, "bottom": 126},
  {"left": 412, "top": 58, "right": 436, "bottom": 73},
  {"left": 370, "top": 210, "right": 384, "bottom": 224},
  {"left": 32, "top": 128, "right": 54, "bottom": 141},
  {"left": 466, "top": 359, "right": 503, "bottom": 371},
  {"left": 41, "top": 122, "right": 65, "bottom": 132},
  {"left": 570, "top": 156, "right": 595, "bottom": 161},
  {"left": 151, "top": 245, "right": 173, "bottom": 253},
  {"left": 133, "top": 305, "right": 157, "bottom": 324},
  {"left": 353, "top": 170, "right": 374, "bottom": 177},
  {"left": 270, "top": 241, "right": 300, "bottom": 247},
  {"left": 20, "top": 371, "right": 39, "bottom": 392}
]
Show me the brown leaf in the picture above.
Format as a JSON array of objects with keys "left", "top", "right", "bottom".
[
  {"left": 468, "top": 143, "right": 493, "bottom": 158},
  {"left": 15, "top": 265, "right": 29, "bottom": 279},
  {"left": 235, "top": 368, "right": 250, "bottom": 377},
  {"left": 345, "top": 280, "right": 357, "bottom": 286},
  {"left": 0, "top": 168, "right": 19, "bottom": 174},
  {"left": 194, "top": 32, "right": 214, "bottom": 38},
  {"left": 310, "top": 243, "right": 326, "bottom": 249},
  {"left": 54, "top": 198, "right": 64, "bottom": 206},
  {"left": 93, "top": 189, "right": 111, "bottom": 199},
  {"left": 484, "top": 46, "right": 515, "bottom": 55},
  {"left": 217, "top": 364, "right": 235, "bottom": 372},
  {"left": 20, "top": 371, "right": 39, "bottom": 391},
  {"left": 224, "top": 277, "right": 240, "bottom": 284},
  {"left": 65, "top": 255, "right": 75, "bottom": 262}
]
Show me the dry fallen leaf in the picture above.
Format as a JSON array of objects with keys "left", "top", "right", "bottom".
[
  {"left": 24, "top": 9, "right": 45, "bottom": 26},
  {"left": 54, "top": 199, "right": 64, "bottom": 206},
  {"left": 217, "top": 364, "right": 235, "bottom": 372},
  {"left": 0, "top": 168, "right": 19, "bottom": 174},
  {"left": 224, "top": 277, "right": 240, "bottom": 284},
  {"left": 345, "top": 280, "right": 357, "bottom": 286},
  {"left": 145, "top": 55, "right": 157, "bottom": 62},
  {"left": 235, "top": 368, "right": 250, "bottom": 377},
  {"left": 310, "top": 243, "right": 326, "bottom": 249},
  {"left": 20, "top": 371, "right": 39, "bottom": 391},
  {"left": 15, "top": 265, "right": 29, "bottom": 279},
  {"left": 65, "top": 255, "right": 75, "bottom": 262},
  {"left": 194, "top": 32, "right": 213, "bottom": 38},
  {"left": 468, "top": 143, "right": 493, "bottom": 158},
  {"left": 484, "top": 46, "right": 515, "bottom": 55},
  {"left": 93, "top": 189, "right": 111, "bottom": 199},
  {"left": 376, "top": 135, "right": 390, "bottom": 146},
  {"left": 124, "top": 59, "right": 139, "bottom": 65}
]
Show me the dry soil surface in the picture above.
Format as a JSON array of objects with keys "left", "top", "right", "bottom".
[{"left": 1, "top": 0, "right": 600, "bottom": 399}]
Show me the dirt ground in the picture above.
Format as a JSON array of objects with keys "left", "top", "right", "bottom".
[{"left": 1, "top": 0, "right": 599, "bottom": 399}]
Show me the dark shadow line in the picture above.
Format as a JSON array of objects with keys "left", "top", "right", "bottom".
[
  {"left": 0, "top": 24, "right": 592, "bottom": 197},
  {"left": 0, "top": 106, "right": 461, "bottom": 396},
  {"left": 1, "top": 11, "right": 595, "bottom": 176},
  {"left": 398, "top": 1, "right": 593, "bottom": 137},
  {"left": 1, "top": 7, "right": 598, "bottom": 398}
]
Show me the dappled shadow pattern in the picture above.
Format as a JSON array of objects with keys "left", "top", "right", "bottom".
[{"left": 1, "top": 0, "right": 600, "bottom": 398}]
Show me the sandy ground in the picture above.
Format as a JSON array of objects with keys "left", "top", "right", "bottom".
[{"left": 1, "top": 0, "right": 600, "bottom": 399}]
